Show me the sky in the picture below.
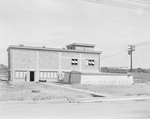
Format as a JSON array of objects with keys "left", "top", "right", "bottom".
[{"left": 0, "top": 0, "right": 150, "bottom": 68}]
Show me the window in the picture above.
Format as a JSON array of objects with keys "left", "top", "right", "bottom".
[
  {"left": 24, "top": 72, "right": 27, "bottom": 77},
  {"left": 15, "top": 71, "right": 27, "bottom": 78},
  {"left": 71, "top": 59, "right": 78, "bottom": 65},
  {"left": 47, "top": 72, "right": 50, "bottom": 78},
  {"left": 20, "top": 72, "right": 23, "bottom": 78},
  {"left": 40, "top": 72, "right": 44, "bottom": 78},
  {"left": 51, "top": 72, "right": 54, "bottom": 78},
  {"left": 44, "top": 72, "right": 47, "bottom": 78},
  {"left": 16, "top": 72, "right": 20, "bottom": 78},
  {"left": 54, "top": 72, "right": 57, "bottom": 78},
  {"left": 86, "top": 59, "right": 95, "bottom": 66},
  {"left": 40, "top": 71, "right": 58, "bottom": 79}
]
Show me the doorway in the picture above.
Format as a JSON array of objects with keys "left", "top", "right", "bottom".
[{"left": 30, "top": 71, "right": 34, "bottom": 82}]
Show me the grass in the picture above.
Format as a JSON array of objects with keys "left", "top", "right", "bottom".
[{"left": 132, "top": 73, "right": 150, "bottom": 83}]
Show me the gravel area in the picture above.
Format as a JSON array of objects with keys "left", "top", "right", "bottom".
[{"left": 0, "top": 81, "right": 91, "bottom": 101}]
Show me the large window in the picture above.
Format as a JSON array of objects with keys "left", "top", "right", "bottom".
[
  {"left": 86, "top": 59, "right": 95, "bottom": 66},
  {"left": 40, "top": 71, "right": 58, "bottom": 79},
  {"left": 15, "top": 71, "right": 27, "bottom": 78},
  {"left": 71, "top": 59, "right": 78, "bottom": 65}
]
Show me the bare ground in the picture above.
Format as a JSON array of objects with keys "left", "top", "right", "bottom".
[
  {"left": 0, "top": 81, "right": 91, "bottom": 101},
  {"left": 71, "top": 73, "right": 150, "bottom": 97},
  {"left": 71, "top": 83, "right": 150, "bottom": 97},
  {"left": 1, "top": 73, "right": 150, "bottom": 101}
]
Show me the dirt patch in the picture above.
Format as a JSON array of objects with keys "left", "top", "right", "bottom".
[
  {"left": 133, "top": 73, "right": 150, "bottom": 83},
  {"left": 0, "top": 82, "right": 91, "bottom": 101},
  {"left": 1, "top": 75, "right": 150, "bottom": 102},
  {"left": 71, "top": 83, "right": 150, "bottom": 97}
]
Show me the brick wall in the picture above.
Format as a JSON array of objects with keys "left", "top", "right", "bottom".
[
  {"left": 61, "top": 58, "right": 80, "bottom": 70},
  {"left": 81, "top": 59, "right": 98, "bottom": 71},
  {"left": 13, "top": 49, "right": 36, "bottom": 69},
  {"left": 81, "top": 53, "right": 99, "bottom": 72},
  {"left": 61, "top": 52, "right": 99, "bottom": 72},
  {"left": 75, "top": 46, "right": 84, "bottom": 50},
  {"left": 81, "top": 53, "right": 99, "bottom": 59},
  {"left": 39, "top": 51, "right": 59, "bottom": 69},
  {"left": 61, "top": 52, "right": 79, "bottom": 57},
  {"left": 61, "top": 52, "right": 80, "bottom": 70},
  {"left": 12, "top": 49, "right": 99, "bottom": 72}
]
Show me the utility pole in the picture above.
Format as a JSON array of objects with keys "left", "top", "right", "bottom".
[{"left": 128, "top": 45, "right": 135, "bottom": 73}]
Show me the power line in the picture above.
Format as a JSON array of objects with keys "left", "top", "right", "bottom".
[
  {"left": 101, "top": 49, "right": 128, "bottom": 59},
  {"left": 100, "top": 41, "right": 150, "bottom": 59},
  {"left": 141, "top": 0, "right": 150, "bottom": 3},
  {"left": 84, "top": 0, "right": 150, "bottom": 11},
  {"left": 133, "top": 41, "right": 150, "bottom": 47},
  {"left": 129, "top": 0, "right": 150, "bottom": 4},
  {"left": 128, "top": 45, "right": 135, "bottom": 72},
  {"left": 88, "top": 0, "right": 150, "bottom": 10}
]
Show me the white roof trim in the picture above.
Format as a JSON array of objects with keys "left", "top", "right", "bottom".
[{"left": 7, "top": 45, "right": 102, "bottom": 54}]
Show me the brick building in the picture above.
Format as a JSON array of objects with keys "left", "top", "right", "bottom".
[{"left": 7, "top": 43, "right": 102, "bottom": 82}]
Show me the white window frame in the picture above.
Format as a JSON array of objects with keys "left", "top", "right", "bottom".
[
  {"left": 15, "top": 71, "right": 27, "bottom": 78},
  {"left": 47, "top": 72, "right": 50, "bottom": 78},
  {"left": 40, "top": 71, "right": 58, "bottom": 79},
  {"left": 44, "top": 72, "right": 47, "bottom": 78}
]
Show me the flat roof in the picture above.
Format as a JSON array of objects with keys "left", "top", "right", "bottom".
[
  {"left": 7, "top": 45, "right": 102, "bottom": 54},
  {"left": 66, "top": 43, "right": 95, "bottom": 48}
]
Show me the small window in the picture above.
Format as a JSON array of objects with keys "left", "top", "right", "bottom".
[
  {"left": 86, "top": 59, "right": 95, "bottom": 66},
  {"left": 54, "top": 72, "right": 57, "bottom": 78},
  {"left": 16, "top": 72, "right": 20, "bottom": 78},
  {"left": 51, "top": 72, "right": 54, "bottom": 78},
  {"left": 44, "top": 72, "right": 47, "bottom": 78},
  {"left": 20, "top": 72, "right": 23, "bottom": 78},
  {"left": 71, "top": 59, "right": 78, "bottom": 65},
  {"left": 40, "top": 72, "right": 44, "bottom": 78},
  {"left": 47, "top": 72, "right": 50, "bottom": 78}
]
